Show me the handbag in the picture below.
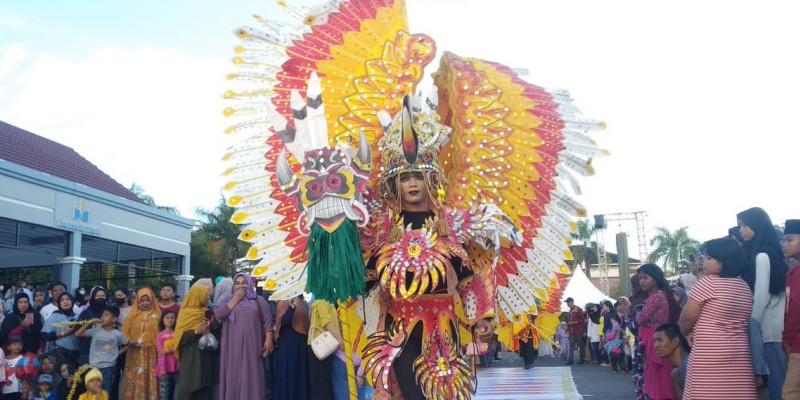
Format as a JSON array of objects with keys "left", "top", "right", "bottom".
[
  {"left": 310, "top": 326, "right": 339, "bottom": 360},
  {"left": 198, "top": 332, "right": 219, "bottom": 351}
]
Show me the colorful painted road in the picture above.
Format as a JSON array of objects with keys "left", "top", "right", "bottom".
[{"left": 474, "top": 367, "right": 582, "bottom": 400}]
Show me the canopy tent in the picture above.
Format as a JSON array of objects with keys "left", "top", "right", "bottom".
[{"left": 560, "top": 267, "right": 612, "bottom": 312}]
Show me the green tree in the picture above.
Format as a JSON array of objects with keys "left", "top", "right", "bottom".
[
  {"left": 648, "top": 226, "right": 700, "bottom": 276},
  {"left": 129, "top": 183, "right": 180, "bottom": 215},
  {"left": 193, "top": 197, "right": 252, "bottom": 277},
  {"left": 190, "top": 229, "right": 228, "bottom": 281},
  {"left": 570, "top": 219, "right": 596, "bottom": 278}
]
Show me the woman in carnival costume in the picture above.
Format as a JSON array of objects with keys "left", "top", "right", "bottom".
[{"left": 221, "top": 1, "right": 607, "bottom": 399}]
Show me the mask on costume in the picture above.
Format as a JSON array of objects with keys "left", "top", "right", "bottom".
[{"left": 263, "top": 73, "right": 371, "bottom": 303}]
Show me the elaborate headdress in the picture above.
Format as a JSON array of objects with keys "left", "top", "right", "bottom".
[{"left": 377, "top": 92, "right": 451, "bottom": 211}]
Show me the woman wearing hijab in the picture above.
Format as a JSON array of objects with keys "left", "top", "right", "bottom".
[
  {"left": 121, "top": 287, "right": 161, "bottom": 400},
  {"left": 586, "top": 304, "right": 602, "bottom": 363},
  {"left": 671, "top": 286, "right": 688, "bottom": 309},
  {"left": 0, "top": 292, "right": 43, "bottom": 355},
  {"left": 736, "top": 207, "right": 787, "bottom": 400},
  {"left": 33, "top": 288, "right": 47, "bottom": 313},
  {"left": 41, "top": 293, "right": 80, "bottom": 366},
  {"left": 212, "top": 278, "right": 232, "bottom": 306},
  {"left": 174, "top": 279, "right": 216, "bottom": 400},
  {"left": 215, "top": 273, "right": 273, "bottom": 399},
  {"left": 636, "top": 264, "right": 681, "bottom": 400},
  {"left": 77, "top": 287, "right": 108, "bottom": 366}
]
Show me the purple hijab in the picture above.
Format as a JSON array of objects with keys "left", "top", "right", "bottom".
[{"left": 218, "top": 273, "right": 258, "bottom": 322}]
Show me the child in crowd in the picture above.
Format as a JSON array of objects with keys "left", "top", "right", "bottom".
[
  {"left": 3, "top": 335, "right": 25, "bottom": 400},
  {"left": 29, "top": 374, "right": 56, "bottom": 400},
  {"left": 78, "top": 368, "right": 107, "bottom": 400},
  {"left": 55, "top": 364, "right": 76, "bottom": 400},
  {"left": 155, "top": 311, "right": 179, "bottom": 400},
  {"left": 556, "top": 322, "right": 569, "bottom": 360},
  {"left": 782, "top": 219, "right": 800, "bottom": 399},
  {"left": 75, "top": 306, "right": 129, "bottom": 395},
  {"left": 157, "top": 285, "right": 180, "bottom": 315},
  {"left": 604, "top": 313, "right": 624, "bottom": 373}
]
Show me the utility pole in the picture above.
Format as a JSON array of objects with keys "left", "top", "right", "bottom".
[{"left": 617, "top": 233, "right": 630, "bottom": 297}]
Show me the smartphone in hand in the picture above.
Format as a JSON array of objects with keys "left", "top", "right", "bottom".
[
  {"left": 204, "top": 309, "right": 214, "bottom": 320},
  {"left": 25, "top": 313, "right": 33, "bottom": 324}
]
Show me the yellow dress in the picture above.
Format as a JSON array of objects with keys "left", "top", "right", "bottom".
[{"left": 120, "top": 287, "right": 161, "bottom": 400}]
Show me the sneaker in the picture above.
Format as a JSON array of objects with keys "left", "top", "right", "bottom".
[{"left": 600, "top": 363, "right": 611, "bottom": 367}]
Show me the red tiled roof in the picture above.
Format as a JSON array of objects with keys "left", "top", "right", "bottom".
[{"left": 0, "top": 120, "right": 143, "bottom": 203}]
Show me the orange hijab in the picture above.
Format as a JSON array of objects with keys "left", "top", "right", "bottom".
[
  {"left": 173, "top": 280, "right": 212, "bottom": 361},
  {"left": 121, "top": 287, "right": 160, "bottom": 348}
]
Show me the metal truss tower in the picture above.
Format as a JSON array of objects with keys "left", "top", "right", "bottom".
[{"left": 593, "top": 211, "right": 648, "bottom": 295}]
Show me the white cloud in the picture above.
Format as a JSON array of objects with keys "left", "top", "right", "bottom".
[
  {"left": 2, "top": 0, "right": 800, "bottom": 258},
  {"left": 0, "top": 46, "right": 236, "bottom": 218},
  {"left": 0, "top": 45, "right": 29, "bottom": 80},
  {"left": 0, "top": 14, "right": 25, "bottom": 28}
]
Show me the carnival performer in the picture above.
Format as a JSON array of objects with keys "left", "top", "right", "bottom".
[
  {"left": 221, "top": 2, "right": 607, "bottom": 400},
  {"left": 360, "top": 96, "right": 499, "bottom": 400}
]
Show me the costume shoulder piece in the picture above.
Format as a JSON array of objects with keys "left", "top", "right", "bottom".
[{"left": 222, "top": 0, "right": 433, "bottom": 301}]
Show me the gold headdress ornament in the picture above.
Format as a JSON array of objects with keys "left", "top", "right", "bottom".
[{"left": 377, "top": 91, "right": 451, "bottom": 211}]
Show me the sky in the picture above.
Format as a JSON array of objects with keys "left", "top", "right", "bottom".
[{"left": 2, "top": 0, "right": 799, "bottom": 261}]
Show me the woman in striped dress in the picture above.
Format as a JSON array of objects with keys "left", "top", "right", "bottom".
[{"left": 680, "top": 237, "right": 757, "bottom": 399}]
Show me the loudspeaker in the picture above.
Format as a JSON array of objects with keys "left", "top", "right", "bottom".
[{"left": 593, "top": 214, "right": 606, "bottom": 230}]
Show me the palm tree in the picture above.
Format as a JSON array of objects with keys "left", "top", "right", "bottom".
[
  {"left": 194, "top": 197, "right": 251, "bottom": 276},
  {"left": 570, "top": 219, "right": 596, "bottom": 277},
  {"left": 648, "top": 226, "right": 700, "bottom": 276},
  {"left": 129, "top": 183, "right": 180, "bottom": 215}
]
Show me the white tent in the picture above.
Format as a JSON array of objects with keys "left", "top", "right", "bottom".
[{"left": 560, "top": 267, "right": 613, "bottom": 312}]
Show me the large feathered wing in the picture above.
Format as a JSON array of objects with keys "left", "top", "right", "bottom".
[
  {"left": 433, "top": 52, "right": 607, "bottom": 332},
  {"left": 223, "top": 0, "right": 434, "bottom": 300}
]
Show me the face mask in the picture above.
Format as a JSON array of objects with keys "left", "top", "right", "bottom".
[
  {"left": 90, "top": 298, "right": 107, "bottom": 308},
  {"left": 61, "top": 371, "right": 70, "bottom": 379},
  {"left": 112, "top": 298, "right": 125, "bottom": 306},
  {"left": 79, "top": 291, "right": 86, "bottom": 296}
]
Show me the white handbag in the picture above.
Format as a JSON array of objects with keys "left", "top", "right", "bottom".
[{"left": 310, "top": 326, "right": 339, "bottom": 360}]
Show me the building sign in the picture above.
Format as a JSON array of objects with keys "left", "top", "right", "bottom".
[{"left": 55, "top": 193, "right": 101, "bottom": 235}]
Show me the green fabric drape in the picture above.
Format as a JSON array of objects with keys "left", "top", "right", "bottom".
[{"left": 305, "top": 219, "right": 366, "bottom": 303}]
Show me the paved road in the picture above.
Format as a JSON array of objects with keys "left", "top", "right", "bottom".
[{"left": 476, "top": 351, "right": 636, "bottom": 400}]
